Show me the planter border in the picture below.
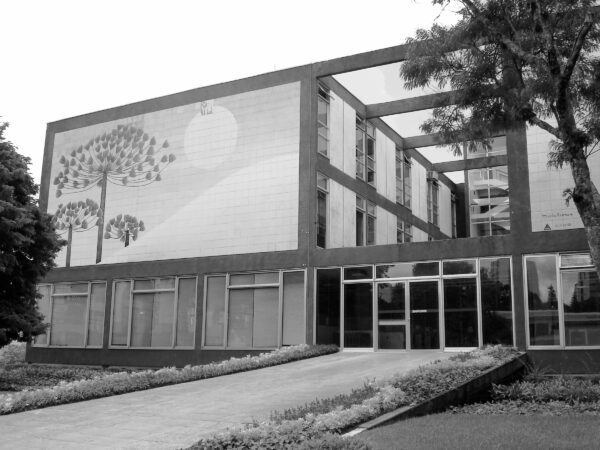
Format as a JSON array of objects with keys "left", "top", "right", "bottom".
[{"left": 348, "top": 353, "right": 529, "bottom": 434}]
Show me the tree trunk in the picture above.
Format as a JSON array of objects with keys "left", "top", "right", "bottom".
[
  {"left": 96, "top": 174, "right": 108, "bottom": 264},
  {"left": 66, "top": 225, "right": 72, "bottom": 268},
  {"left": 569, "top": 151, "right": 600, "bottom": 278},
  {"left": 124, "top": 229, "right": 130, "bottom": 247}
]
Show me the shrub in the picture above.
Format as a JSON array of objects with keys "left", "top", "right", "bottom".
[
  {"left": 0, "top": 344, "right": 337, "bottom": 415},
  {"left": 493, "top": 377, "right": 600, "bottom": 403},
  {"left": 0, "top": 341, "right": 26, "bottom": 365}
]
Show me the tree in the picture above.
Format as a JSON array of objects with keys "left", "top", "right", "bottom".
[
  {"left": 52, "top": 199, "right": 101, "bottom": 267},
  {"left": 400, "top": 0, "right": 600, "bottom": 276},
  {"left": 0, "top": 123, "right": 63, "bottom": 347},
  {"left": 53, "top": 124, "right": 175, "bottom": 263},
  {"left": 104, "top": 214, "right": 145, "bottom": 247}
]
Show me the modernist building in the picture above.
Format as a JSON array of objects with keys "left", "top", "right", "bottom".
[{"left": 28, "top": 43, "right": 600, "bottom": 372}]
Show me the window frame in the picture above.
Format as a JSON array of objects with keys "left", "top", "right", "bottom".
[
  {"left": 317, "top": 172, "right": 329, "bottom": 248},
  {"left": 33, "top": 281, "right": 107, "bottom": 349},
  {"left": 108, "top": 276, "right": 198, "bottom": 350},
  {"left": 427, "top": 180, "right": 439, "bottom": 227},
  {"left": 395, "top": 147, "right": 412, "bottom": 209},
  {"left": 355, "top": 115, "right": 376, "bottom": 186},
  {"left": 202, "top": 269, "right": 307, "bottom": 350},
  {"left": 317, "top": 85, "right": 330, "bottom": 157},
  {"left": 525, "top": 252, "right": 600, "bottom": 350}
]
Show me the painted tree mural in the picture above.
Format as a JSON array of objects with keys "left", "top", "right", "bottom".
[
  {"left": 104, "top": 214, "right": 145, "bottom": 247},
  {"left": 53, "top": 124, "right": 175, "bottom": 263},
  {"left": 52, "top": 199, "right": 101, "bottom": 267}
]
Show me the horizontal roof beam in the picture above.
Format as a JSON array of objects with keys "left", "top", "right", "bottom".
[
  {"left": 366, "top": 91, "right": 459, "bottom": 118},
  {"left": 403, "top": 130, "right": 506, "bottom": 149},
  {"left": 433, "top": 155, "right": 508, "bottom": 173}
]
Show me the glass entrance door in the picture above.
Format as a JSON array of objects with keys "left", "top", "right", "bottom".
[
  {"left": 409, "top": 281, "right": 440, "bottom": 349},
  {"left": 377, "top": 282, "right": 407, "bottom": 349}
]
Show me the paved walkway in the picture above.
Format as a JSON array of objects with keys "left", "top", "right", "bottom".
[{"left": 0, "top": 351, "right": 448, "bottom": 449}]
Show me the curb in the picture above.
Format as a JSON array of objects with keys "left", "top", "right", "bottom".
[{"left": 345, "top": 353, "right": 528, "bottom": 436}]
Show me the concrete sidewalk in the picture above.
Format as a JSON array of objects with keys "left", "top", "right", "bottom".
[{"left": 0, "top": 351, "right": 448, "bottom": 449}]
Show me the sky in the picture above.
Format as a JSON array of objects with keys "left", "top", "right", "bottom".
[{"left": 2, "top": 0, "right": 458, "bottom": 185}]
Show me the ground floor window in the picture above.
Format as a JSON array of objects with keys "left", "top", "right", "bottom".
[
  {"left": 203, "top": 270, "right": 305, "bottom": 349},
  {"left": 526, "top": 253, "right": 600, "bottom": 348},
  {"left": 315, "top": 257, "right": 513, "bottom": 350},
  {"left": 34, "top": 282, "right": 107, "bottom": 347},
  {"left": 110, "top": 277, "right": 197, "bottom": 349}
]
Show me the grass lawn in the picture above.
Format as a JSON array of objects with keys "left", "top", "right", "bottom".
[{"left": 355, "top": 413, "right": 600, "bottom": 450}]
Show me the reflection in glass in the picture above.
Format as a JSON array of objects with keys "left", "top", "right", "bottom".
[
  {"left": 344, "top": 283, "right": 373, "bottom": 348},
  {"left": 526, "top": 256, "right": 559, "bottom": 345},
  {"left": 376, "top": 262, "right": 438, "bottom": 279},
  {"left": 228, "top": 289, "right": 253, "bottom": 347},
  {"left": 379, "top": 325, "right": 406, "bottom": 350},
  {"left": 410, "top": 281, "right": 439, "bottom": 349},
  {"left": 444, "top": 278, "right": 478, "bottom": 347},
  {"left": 377, "top": 283, "right": 405, "bottom": 321},
  {"left": 176, "top": 278, "right": 196, "bottom": 347},
  {"left": 344, "top": 266, "right": 373, "bottom": 280},
  {"left": 480, "top": 258, "right": 513, "bottom": 345},
  {"left": 316, "top": 268, "right": 341, "bottom": 346},
  {"left": 111, "top": 281, "right": 131, "bottom": 346},
  {"left": 252, "top": 288, "right": 279, "bottom": 347},
  {"left": 34, "top": 285, "right": 51, "bottom": 345},
  {"left": 443, "top": 260, "right": 476, "bottom": 275},
  {"left": 562, "top": 271, "right": 600, "bottom": 346}
]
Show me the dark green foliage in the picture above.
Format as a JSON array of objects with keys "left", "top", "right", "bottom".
[
  {"left": 270, "top": 382, "right": 379, "bottom": 423},
  {"left": 493, "top": 377, "right": 600, "bottom": 403},
  {"left": 0, "top": 123, "right": 63, "bottom": 347},
  {"left": 402, "top": 1, "right": 600, "bottom": 277}
]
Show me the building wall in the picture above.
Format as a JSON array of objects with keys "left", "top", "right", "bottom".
[
  {"left": 528, "top": 126, "right": 600, "bottom": 232},
  {"left": 438, "top": 182, "right": 453, "bottom": 237},
  {"left": 48, "top": 82, "right": 301, "bottom": 267}
]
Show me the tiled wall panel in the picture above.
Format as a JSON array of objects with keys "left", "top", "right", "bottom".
[{"left": 49, "top": 83, "right": 301, "bottom": 267}]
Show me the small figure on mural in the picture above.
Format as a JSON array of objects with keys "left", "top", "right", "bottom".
[{"left": 104, "top": 214, "right": 145, "bottom": 247}]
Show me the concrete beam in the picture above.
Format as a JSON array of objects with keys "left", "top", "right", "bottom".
[{"left": 366, "top": 91, "right": 458, "bottom": 118}]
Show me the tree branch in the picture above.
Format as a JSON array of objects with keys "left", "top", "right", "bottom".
[
  {"left": 562, "top": 8, "right": 595, "bottom": 89},
  {"left": 528, "top": 114, "right": 559, "bottom": 138},
  {"left": 460, "top": 0, "right": 546, "bottom": 67}
]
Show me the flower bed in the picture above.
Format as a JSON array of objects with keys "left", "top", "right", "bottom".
[
  {"left": 0, "top": 344, "right": 337, "bottom": 415},
  {"left": 189, "top": 346, "right": 520, "bottom": 450}
]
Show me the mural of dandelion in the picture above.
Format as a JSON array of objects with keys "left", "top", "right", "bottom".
[
  {"left": 104, "top": 214, "right": 145, "bottom": 247},
  {"left": 52, "top": 124, "right": 175, "bottom": 263},
  {"left": 52, "top": 199, "right": 101, "bottom": 267}
]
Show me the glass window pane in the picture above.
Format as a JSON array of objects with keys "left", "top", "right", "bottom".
[
  {"left": 230, "top": 274, "right": 255, "bottom": 286},
  {"left": 255, "top": 272, "right": 279, "bottom": 285},
  {"left": 50, "top": 295, "right": 87, "bottom": 346},
  {"left": 252, "top": 288, "right": 279, "bottom": 347},
  {"left": 443, "top": 260, "right": 477, "bottom": 275},
  {"left": 316, "top": 268, "right": 341, "bottom": 346},
  {"left": 282, "top": 272, "right": 305, "bottom": 346},
  {"left": 560, "top": 253, "right": 592, "bottom": 268},
  {"left": 444, "top": 278, "right": 478, "bottom": 347},
  {"left": 87, "top": 283, "right": 106, "bottom": 347},
  {"left": 54, "top": 283, "right": 87, "bottom": 294},
  {"left": 176, "top": 278, "right": 196, "bottom": 347},
  {"left": 317, "top": 190, "right": 327, "bottom": 248},
  {"left": 344, "top": 283, "right": 373, "bottom": 348},
  {"left": 410, "top": 281, "right": 440, "bottom": 349},
  {"left": 151, "top": 292, "right": 175, "bottom": 347},
  {"left": 344, "top": 266, "right": 373, "bottom": 280},
  {"left": 228, "top": 289, "right": 254, "bottom": 347},
  {"left": 111, "top": 281, "right": 131, "bottom": 346},
  {"left": 34, "top": 285, "right": 51, "bottom": 345},
  {"left": 367, "top": 216, "right": 376, "bottom": 245},
  {"left": 134, "top": 279, "right": 154, "bottom": 290},
  {"left": 356, "top": 210, "right": 364, "bottom": 246},
  {"left": 526, "top": 255, "right": 560, "bottom": 346},
  {"left": 378, "top": 283, "right": 405, "bottom": 321},
  {"left": 156, "top": 278, "right": 175, "bottom": 290},
  {"left": 131, "top": 293, "right": 153, "bottom": 347},
  {"left": 376, "top": 262, "right": 439, "bottom": 278},
  {"left": 562, "top": 271, "right": 600, "bottom": 346},
  {"left": 480, "top": 258, "right": 513, "bottom": 345},
  {"left": 204, "top": 276, "right": 226, "bottom": 346},
  {"left": 379, "top": 324, "right": 406, "bottom": 350}
]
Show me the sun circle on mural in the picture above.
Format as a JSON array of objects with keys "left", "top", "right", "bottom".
[{"left": 183, "top": 105, "right": 238, "bottom": 169}]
